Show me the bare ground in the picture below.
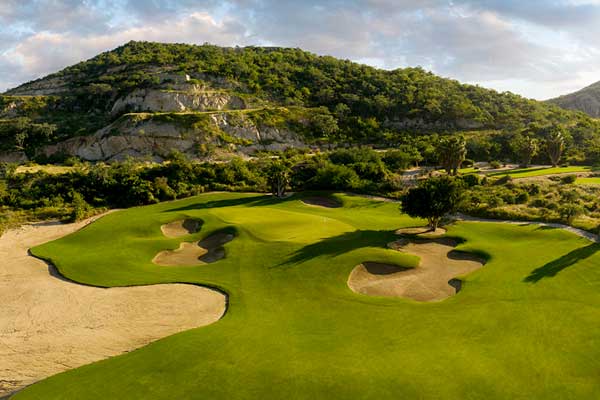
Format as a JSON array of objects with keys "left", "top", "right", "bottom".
[{"left": 0, "top": 216, "right": 226, "bottom": 396}]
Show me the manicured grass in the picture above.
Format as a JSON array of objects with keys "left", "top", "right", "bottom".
[
  {"left": 576, "top": 177, "right": 600, "bottom": 186},
  {"left": 18, "top": 192, "right": 600, "bottom": 399},
  {"left": 489, "top": 165, "right": 592, "bottom": 179}
]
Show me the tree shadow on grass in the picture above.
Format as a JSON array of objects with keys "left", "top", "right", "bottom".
[
  {"left": 164, "top": 192, "right": 347, "bottom": 213},
  {"left": 164, "top": 194, "right": 279, "bottom": 212},
  {"left": 275, "top": 229, "right": 398, "bottom": 268},
  {"left": 524, "top": 243, "right": 600, "bottom": 283}
]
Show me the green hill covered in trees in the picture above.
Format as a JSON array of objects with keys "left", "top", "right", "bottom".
[{"left": 1, "top": 41, "right": 600, "bottom": 164}]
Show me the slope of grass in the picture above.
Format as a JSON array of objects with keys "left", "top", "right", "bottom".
[
  {"left": 576, "top": 177, "right": 600, "bottom": 186},
  {"left": 489, "top": 165, "right": 592, "bottom": 178},
  {"left": 17, "top": 192, "right": 600, "bottom": 400}
]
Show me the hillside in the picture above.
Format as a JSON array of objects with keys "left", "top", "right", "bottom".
[
  {"left": 548, "top": 81, "right": 600, "bottom": 118},
  {"left": 1, "top": 41, "right": 598, "bottom": 163}
]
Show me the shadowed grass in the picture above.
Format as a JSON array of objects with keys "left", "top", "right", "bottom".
[{"left": 524, "top": 243, "right": 600, "bottom": 282}]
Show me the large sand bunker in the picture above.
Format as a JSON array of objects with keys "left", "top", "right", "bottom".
[
  {"left": 348, "top": 236, "right": 485, "bottom": 302},
  {"left": 161, "top": 219, "right": 202, "bottom": 238},
  {"left": 153, "top": 231, "right": 234, "bottom": 266},
  {"left": 0, "top": 216, "right": 226, "bottom": 396}
]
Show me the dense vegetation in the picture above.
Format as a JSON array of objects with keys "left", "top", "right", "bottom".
[
  {"left": 3, "top": 41, "right": 600, "bottom": 163},
  {"left": 3, "top": 146, "right": 600, "bottom": 234},
  {"left": 0, "top": 148, "right": 408, "bottom": 228}
]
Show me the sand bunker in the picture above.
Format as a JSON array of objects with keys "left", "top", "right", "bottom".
[
  {"left": 160, "top": 219, "right": 201, "bottom": 238},
  {"left": 0, "top": 216, "right": 226, "bottom": 396},
  {"left": 301, "top": 196, "right": 341, "bottom": 208},
  {"left": 348, "top": 237, "right": 485, "bottom": 302},
  {"left": 153, "top": 231, "right": 234, "bottom": 266}
]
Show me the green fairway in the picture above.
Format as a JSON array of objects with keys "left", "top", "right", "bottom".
[
  {"left": 576, "top": 177, "right": 600, "bottom": 186},
  {"left": 18, "top": 192, "right": 600, "bottom": 399},
  {"left": 489, "top": 165, "right": 592, "bottom": 178}
]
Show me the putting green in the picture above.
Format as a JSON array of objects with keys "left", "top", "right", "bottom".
[
  {"left": 17, "top": 192, "right": 600, "bottom": 399},
  {"left": 211, "top": 207, "right": 354, "bottom": 243}
]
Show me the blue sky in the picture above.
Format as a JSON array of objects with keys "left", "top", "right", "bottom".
[{"left": 1, "top": 0, "right": 600, "bottom": 99}]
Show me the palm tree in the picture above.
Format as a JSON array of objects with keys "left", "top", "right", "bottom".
[
  {"left": 546, "top": 127, "right": 565, "bottom": 167},
  {"left": 511, "top": 134, "right": 539, "bottom": 167},
  {"left": 437, "top": 136, "right": 467, "bottom": 175},
  {"left": 268, "top": 161, "right": 290, "bottom": 198}
]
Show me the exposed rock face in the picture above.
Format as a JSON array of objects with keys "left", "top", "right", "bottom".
[
  {"left": 0, "top": 101, "right": 19, "bottom": 118},
  {"left": 0, "top": 151, "right": 28, "bottom": 163},
  {"left": 42, "top": 112, "right": 306, "bottom": 162},
  {"left": 110, "top": 88, "right": 246, "bottom": 115},
  {"left": 6, "top": 77, "right": 70, "bottom": 96}
]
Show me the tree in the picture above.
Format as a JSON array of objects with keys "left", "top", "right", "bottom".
[
  {"left": 437, "top": 136, "right": 467, "bottom": 175},
  {"left": 546, "top": 127, "right": 565, "bottom": 167},
  {"left": 268, "top": 161, "right": 290, "bottom": 198},
  {"left": 400, "top": 176, "right": 465, "bottom": 230},
  {"left": 559, "top": 204, "right": 584, "bottom": 224},
  {"left": 511, "top": 134, "right": 539, "bottom": 167}
]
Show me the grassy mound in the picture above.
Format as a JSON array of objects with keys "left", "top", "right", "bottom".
[{"left": 18, "top": 192, "right": 600, "bottom": 399}]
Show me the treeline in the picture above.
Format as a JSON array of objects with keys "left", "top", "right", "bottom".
[{"left": 0, "top": 148, "right": 417, "bottom": 223}]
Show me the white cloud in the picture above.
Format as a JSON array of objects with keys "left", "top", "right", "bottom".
[{"left": 0, "top": 11, "right": 250, "bottom": 91}]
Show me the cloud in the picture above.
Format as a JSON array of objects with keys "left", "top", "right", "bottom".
[{"left": 0, "top": 11, "right": 249, "bottom": 91}]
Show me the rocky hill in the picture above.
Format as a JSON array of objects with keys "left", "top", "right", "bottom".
[
  {"left": 548, "top": 81, "right": 600, "bottom": 118},
  {"left": 0, "top": 41, "right": 596, "bottom": 163}
]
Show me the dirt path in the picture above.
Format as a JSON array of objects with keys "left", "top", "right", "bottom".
[{"left": 0, "top": 215, "right": 226, "bottom": 396}]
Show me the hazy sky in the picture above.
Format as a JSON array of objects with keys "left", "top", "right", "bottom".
[{"left": 2, "top": 0, "right": 600, "bottom": 99}]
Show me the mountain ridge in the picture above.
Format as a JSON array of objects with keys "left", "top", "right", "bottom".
[
  {"left": 548, "top": 80, "right": 600, "bottom": 118},
  {"left": 1, "top": 41, "right": 598, "bottom": 163}
]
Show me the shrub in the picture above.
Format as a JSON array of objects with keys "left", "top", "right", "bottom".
[
  {"left": 515, "top": 192, "right": 530, "bottom": 204},
  {"left": 495, "top": 175, "right": 513, "bottom": 185},
  {"left": 460, "top": 174, "right": 480, "bottom": 187},
  {"left": 561, "top": 175, "right": 577, "bottom": 184},
  {"left": 310, "top": 163, "right": 362, "bottom": 190},
  {"left": 559, "top": 204, "right": 585, "bottom": 224},
  {"left": 489, "top": 160, "right": 501, "bottom": 169}
]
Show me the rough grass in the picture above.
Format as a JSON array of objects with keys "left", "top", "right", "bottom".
[{"left": 16, "top": 192, "right": 600, "bottom": 400}]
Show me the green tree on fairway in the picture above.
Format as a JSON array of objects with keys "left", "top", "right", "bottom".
[
  {"left": 511, "top": 134, "right": 539, "bottom": 167},
  {"left": 268, "top": 160, "right": 290, "bottom": 198},
  {"left": 438, "top": 136, "right": 467, "bottom": 175},
  {"left": 546, "top": 127, "right": 565, "bottom": 167},
  {"left": 401, "top": 176, "right": 465, "bottom": 230}
]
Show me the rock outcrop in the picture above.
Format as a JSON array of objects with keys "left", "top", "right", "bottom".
[
  {"left": 6, "top": 76, "right": 70, "bottom": 96},
  {"left": 42, "top": 111, "right": 306, "bottom": 162},
  {"left": 110, "top": 88, "right": 246, "bottom": 115}
]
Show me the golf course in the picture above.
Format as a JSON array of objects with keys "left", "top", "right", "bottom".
[{"left": 7, "top": 191, "right": 600, "bottom": 399}]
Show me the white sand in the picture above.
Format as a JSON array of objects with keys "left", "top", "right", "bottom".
[{"left": 0, "top": 215, "right": 226, "bottom": 396}]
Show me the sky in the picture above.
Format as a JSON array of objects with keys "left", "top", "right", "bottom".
[{"left": 1, "top": 0, "right": 600, "bottom": 100}]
